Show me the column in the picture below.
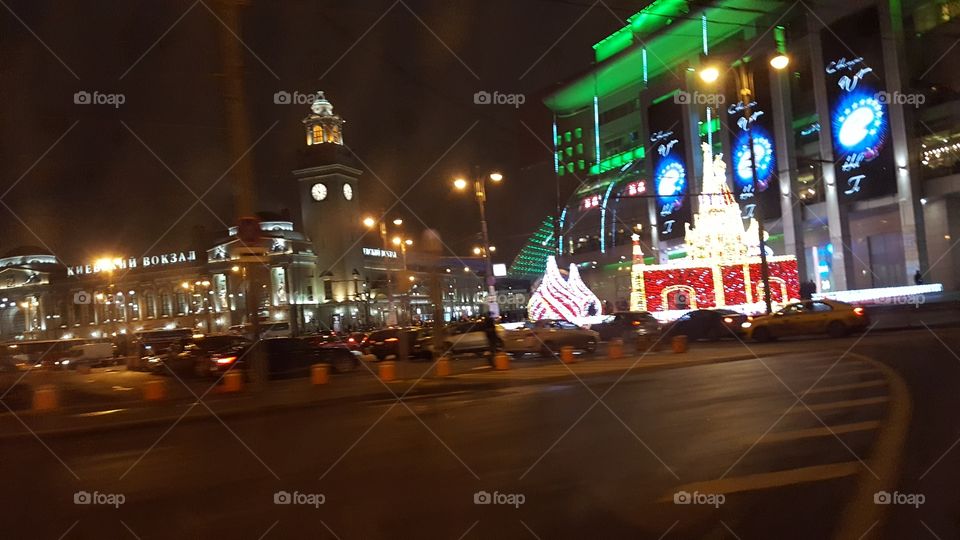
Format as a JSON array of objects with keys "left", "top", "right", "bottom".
[
  {"left": 808, "top": 14, "right": 855, "bottom": 290},
  {"left": 770, "top": 63, "right": 807, "bottom": 279},
  {"left": 879, "top": 0, "right": 928, "bottom": 281}
]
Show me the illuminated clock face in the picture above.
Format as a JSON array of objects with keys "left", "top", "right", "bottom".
[
  {"left": 311, "top": 183, "right": 327, "bottom": 201},
  {"left": 342, "top": 183, "right": 353, "bottom": 201}
]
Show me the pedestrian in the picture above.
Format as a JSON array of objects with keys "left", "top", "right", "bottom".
[
  {"left": 914, "top": 269, "right": 923, "bottom": 285},
  {"left": 482, "top": 315, "right": 500, "bottom": 366}
]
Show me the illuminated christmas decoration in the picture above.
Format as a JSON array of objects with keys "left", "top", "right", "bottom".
[
  {"left": 632, "top": 143, "right": 800, "bottom": 313},
  {"left": 508, "top": 217, "right": 555, "bottom": 277},
  {"left": 527, "top": 256, "right": 602, "bottom": 322}
]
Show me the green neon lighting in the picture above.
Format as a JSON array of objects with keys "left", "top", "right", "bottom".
[
  {"left": 592, "top": 0, "right": 691, "bottom": 63},
  {"left": 698, "top": 117, "right": 720, "bottom": 137},
  {"left": 774, "top": 25, "right": 787, "bottom": 55}
]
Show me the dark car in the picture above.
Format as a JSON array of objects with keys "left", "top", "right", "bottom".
[
  {"left": 589, "top": 311, "right": 661, "bottom": 341},
  {"left": 661, "top": 309, "right": 745, "bottom": 341},
  {"left": 301, "top": 332, "right": 366, "bottom": 352},
  {"left": 209, "top": 337, "right": 358, "bottom": 378},
  {"left": 152, "top": 334, "right": 251, "bottom": 376},
  {"left": 366, "top": 327, "right": 429, "bottom": 361}
]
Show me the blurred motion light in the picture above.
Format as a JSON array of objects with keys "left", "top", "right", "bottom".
[
  {"left": 699, "top": 65, "right": 720, "bottom": 83},
  {"left": 769, "top": 54, "right": 790, "bottom": 70}
]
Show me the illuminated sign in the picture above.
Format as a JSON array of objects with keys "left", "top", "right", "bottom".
[
  {"left": 67, "top": 251, "right": 198, "bottom": 276},
  {"left": 624, "top": 180, "right": 646, "bottom": 196},
  {"left": 581, "top": 195, "right": 601, "bottom": 210},
  {"left": 361, "top": 247, "right": 398, "bottom": 259},
  {"left": 821, "top": 7, "right": 893, "bottom": 201},
  {"left": 648, "top": 96, "right": 691, "bottom": 240}
]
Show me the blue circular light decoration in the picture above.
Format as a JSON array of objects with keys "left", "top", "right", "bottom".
[
  {"left": 832, "top": 91, "right": 886, "bottom": 155},
  {"left": 734, "top": 130, "right": 775, "bottom": 192},
  {"left": 655, "top": 158, "right": 686, "bottom": 211}
]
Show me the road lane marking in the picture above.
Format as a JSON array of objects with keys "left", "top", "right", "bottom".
[
  {"left": 661, "top": 462, "right": 860, "bottom": 499},
  {"left": 787, "top": 396, "right": 889, "bottom": 413},
  {"left": 803, "top": 379, "right": 886, "bottom": 395},
  {"left": 755, "top": 421, "right": 880, "bottom": 444}
]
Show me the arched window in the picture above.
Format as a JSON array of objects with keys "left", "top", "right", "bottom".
[{"left": 312, "top": 125, "right": 323, "bottom": 144}]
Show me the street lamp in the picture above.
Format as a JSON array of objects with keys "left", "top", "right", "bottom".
[
  {"left": 699, "top": 54, "right": 789, "bottom": 314},
  {"left": 363, "top": 214, "right": 409, "bottom": 325},
  {"left": 453, "top": 170, "right": 503, "bottom": 318}
]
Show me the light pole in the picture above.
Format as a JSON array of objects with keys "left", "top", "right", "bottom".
[
  {"left": 454, "top": 171, "right": 502, "bottom": 318},
  {"left": 700, "top": 54, "right": 789, "bottom": 314},
  {"left": 363, "top": 214, "right": 405, "bottom": 326}
]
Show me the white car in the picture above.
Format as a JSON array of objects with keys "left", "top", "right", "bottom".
[
  {"left": 503, "top": 320, "right": 599, "bottom": 356},
  {"left": 433, "top": 321, "right": 506, "bottom": 355}
]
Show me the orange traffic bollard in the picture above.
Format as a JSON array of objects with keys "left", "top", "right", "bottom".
[
  {"left": 311, "top": 363, "right": 330, "bottom": 385},
  {"left": 494, "top": 352, "right": 510, "bottom": 371},
  {"left": 32, "top": 385, "right": 58, "bottom": 412},
  {"left": 609, "top": 338, "right": 624, "bottom": 359},
  {"left": 672, "top": 335, "right": 688, "bottom": 353},
  {"left": 435, "top": 356, "right": 451, "bottom": 377},
  {"left": 143, "top": 379, "right": 167, "bottom": 401},
  {"left": 379, "top": 361, "right": 396, "bottom": 382},
  {"left": 222, "top": 370, "right": 244, "bottom": 393},
  {"left": 560, "top": 346, "right": 575, "bottom": 364}
]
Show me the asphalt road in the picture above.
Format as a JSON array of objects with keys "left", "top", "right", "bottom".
[{"left": 3, "top": 328, "right": 960, "bottom": 539}]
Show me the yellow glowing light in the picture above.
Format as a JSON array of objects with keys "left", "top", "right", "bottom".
[
  {"left": 472, "top": 247, "right": 482, "bottom": 255},
  {"left": 392, "top": 236, "right": 402, "bottom": 246},
  {"left": 231, "top": 265, "right": 240, "bottom": 273},
  {"left": 392, "top": 218, "right": 403, "bottom": 226},
  {"left": 453, "top": 178, "right": 468, "bottom": 190},
  {"left": 699, "top": 66, "right": 720, "bottom": 84},
  {"left": 769, "top": 54, "right": 790, "bottom": 70},
  {"left": 489, "top": 172, "right": 503, "bottom": 182},
  {"left": 405, "top": 239, "right": 413, "bottom": 246},
  {"left": 362, "top": 217, "right": 376, "bottom": 228}
]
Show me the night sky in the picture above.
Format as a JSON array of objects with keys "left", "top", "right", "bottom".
[{"left": 0, "top": 0, "right": 641, "bottom": 266}]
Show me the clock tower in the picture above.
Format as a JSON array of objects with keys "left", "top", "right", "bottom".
[{"left": 292, "top": 92, "right": 364, "bottom": 304}]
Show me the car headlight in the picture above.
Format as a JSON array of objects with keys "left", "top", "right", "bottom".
[{"left": 741, "top": 322, "right": 752, "bottom": 328}]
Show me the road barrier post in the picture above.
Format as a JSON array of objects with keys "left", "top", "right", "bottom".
[
  {"left": 32, "top": 385, "right": 58, "bottom": 411},
  {"left": 379, "top": 361, "right": 396, "bottom": 382},
  {"left": 494, "top": 352, "right": 510, "bottom": 370},
  {"left": 435, "top": 355, "right": 451, "bottom": 377},
  {"left": 609, "top": 338, "right": 624, "bottom": 359},
  {"left": 143, "top": 379, "right": 167, "bottom": 401},
  {"left": 311, "top": 364, "right": 330, "bottom": 385},
  {"left": 222, "top": 370, "right": 244, "bottom": 393},
  {"left": 561, "top": 346, "right": 575, "bottom": 364},
  {"left": 672, "top": 335, "right": 688, "bottom": 353}
]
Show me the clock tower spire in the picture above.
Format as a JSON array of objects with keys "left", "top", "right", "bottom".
[{"left": 303, "top": 91, "right": 344, "bottom": 146}]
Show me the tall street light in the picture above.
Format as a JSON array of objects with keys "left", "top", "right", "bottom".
[
  {"left": 454, "top": 171, "right": 502, "bottom": 318},
  {"left": 700, "top": 53, "right": 789, "bottom": 314},
  {"left": 362, "top": 214, "right": 404, "bottom": 326}
]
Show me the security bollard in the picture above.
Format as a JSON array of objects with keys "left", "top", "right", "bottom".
[
  {"left": 32, "top": 385, "right": 58, "bottom": 411},
  {"left": 311, "top": 363, "right": 330, "bottom": 385},
  {"left": 494, "top": 352, "right": 510, "bottom": 371},
  {"left": 560, "top": 346, "right": 575, "bottom": 364},
  {"left": 672, "top": 335, "right": 688, "bottom": 353},
  {"left": 608, "top": 338, "right": 624, "bottom": 359},
  {"left": 143, "top": 379, "right": 167, "bottom": 401},
  {"left": 222, "top": 370, "right": 244, "bottom": 393},
  {"left": 435, "top": 356, "right": 451, "bottom": 377},
  {"left": 379, "top": 361, "right": 396, "bottom": 382}
]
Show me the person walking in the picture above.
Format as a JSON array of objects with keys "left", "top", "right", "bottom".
[
  {"left": 482, "top": 315, "right": 500, "bottom": 367},
  {"left": 914, "top": 269, "right": 923, "bottom": 286}
]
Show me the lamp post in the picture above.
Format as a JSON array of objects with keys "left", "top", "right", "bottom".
[
  {"left": 362, "top": 214, "right": 405, "bottom": 326},
  {"left": 700, "top": 54, "right": 789, "bottom": 314},
  {"left": 454, "top": 171, "right": 502, "bottom": 318}
]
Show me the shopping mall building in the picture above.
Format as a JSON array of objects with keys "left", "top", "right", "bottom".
[
  {"left": 511, "top": 0, "right": 960, "bottom": 308},
  {"left": 0, "top": 94, "right": 498, "bottom": 340}
]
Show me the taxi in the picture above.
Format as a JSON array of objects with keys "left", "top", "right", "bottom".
[{"left": 742, "top": 299, "right": 868, "bottom": 341}]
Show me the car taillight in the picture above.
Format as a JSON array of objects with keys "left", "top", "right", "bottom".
[
  {"left": 215, "top": 356, "right": 237, "bottom": 365},
  {"left": 631, "top": 321, "right": 640, "bottom": 326},
  {"left": 853, "top": 307, "right": 865, "bottom": 316},
  {"left": 348, "top": 337, "right": 356, "bottom": 343},
  {"left": 385, "top": 337, "right": 398, "bottom": 342},
  {"left": 723, "top": 317, "right": 733, "bottom": 324}
]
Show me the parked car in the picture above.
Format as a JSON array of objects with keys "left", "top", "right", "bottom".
[
  {"left": 302, "top": 332, "right": 366, "bottom": 352},
  {"left": 366, "top": 328, "right": 430, "bottom": 360},
  {"left": 149, "top": 334, "right": 251, "bottom": 376},
  {"left": 661, "top": 309, "right": 747, "bottom": 341},
  {"left": 228, "top": 322, "right": 292, "bottom": 340},
  {"left": 131, "top": 328, "right": 194, "bottom": 371},
  {"left": 433, "top": 321, "right": 505, "bottom": 356},
  {"left": 61, "top": 342, "right": 117, "bottom": 368},
  {"left": 743, "top": 300, "right": 869, "bottom": 341},
  {"left": 208, "top": 337, "right": 358, "bottom": 378},
  {"left": 503, "top": 320, "right": 599, "bottom": 356},
  {"left": 588, "top": 311, "right": 661, "bottom": 341}
]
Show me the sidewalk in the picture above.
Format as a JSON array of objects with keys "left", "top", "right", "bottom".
[{"left": 0, "top": 342, "right": 789, "bottom": 440}]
